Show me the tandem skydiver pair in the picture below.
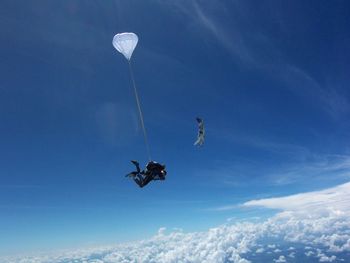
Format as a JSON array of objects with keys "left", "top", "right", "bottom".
[{"left": 126, "top": 160, "right": 167, "bottom": 188}]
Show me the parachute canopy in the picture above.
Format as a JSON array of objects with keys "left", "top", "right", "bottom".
[{"left": 112, "top": 32, "right": 138, "bottom": 60}]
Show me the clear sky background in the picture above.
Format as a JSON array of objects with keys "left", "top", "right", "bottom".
[{"left": 1, "top": 0, "right": 350, "bottom": 256}]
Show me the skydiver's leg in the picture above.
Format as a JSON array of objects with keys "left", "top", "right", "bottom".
[
  {"left": 131, "top": 160, "right": 141, "bottom": 173},
  {"left": 141, "top": 174, "right": 153, "bottom": 187},
  {"left": 133, "top": 178, "right": 143, "bottom": 187},
  {"left": 133, "top": 174, "right": 145, "bottom": 188}
]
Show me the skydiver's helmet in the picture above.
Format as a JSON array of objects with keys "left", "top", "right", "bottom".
[
  {"left": 146, "top": 161, "right": 166, "bottom": 179},
  {"left": 159, "top": 167, "right": 167, "bottom": 179}
]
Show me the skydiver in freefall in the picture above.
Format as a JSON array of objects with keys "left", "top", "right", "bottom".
[
  {"left": 194, "top": 117, "right": 205, "bottom": 146},
  {"left": 126, "top": 160, "right": 167, "bottom": 188}
]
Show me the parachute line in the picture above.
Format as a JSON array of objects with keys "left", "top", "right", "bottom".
[{"left": 128, "top": 60, "right": 151, "bottom": 161}]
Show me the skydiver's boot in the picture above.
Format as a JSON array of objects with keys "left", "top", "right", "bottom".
[{"left": 131, "top": 160, "right": 141, "bottom": 173}]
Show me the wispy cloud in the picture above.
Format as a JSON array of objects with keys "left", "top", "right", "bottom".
[
  {"left": 192, "top": 1, "right": 256, "bottom": 66},
  {"left": 95, "top": 102, "right": 138, "bottom": 146},
  {"left": 206, "top": 204, "right": 238, "bottom": 212},
  {"left": 205, "top": 157, "right": 350, "bottom": 212},
  {"left": 153, "top": 0, "right": 258, "bottom": 66},
  {"left": 243, "top": 181, "right": 350, "bottom": 213},
  {"left": 266, "top": 153, "right": 350, "bottom": 186},
  {"left": 192, "top": 142, "right": 350, "bottom": 188},
  {"left": 158, "top": 0, "right": 350, "bottom": 119},
  {"left": 272, "top": 64, "right": 350, "bottom": 118},
  {"left": 215, "top": 128, "right": 311, "bottom": 158}
]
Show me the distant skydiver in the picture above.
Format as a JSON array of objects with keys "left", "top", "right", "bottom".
[
  {"left": 126, "top": 160, "right": 167, "bottom": 188},
  {"left": 194, "top": 117, "right": 205, "bottom": 146}
]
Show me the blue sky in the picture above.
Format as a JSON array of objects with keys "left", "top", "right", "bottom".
[{"left": 1, "top": 0, "right": 350, "bottom": 257}]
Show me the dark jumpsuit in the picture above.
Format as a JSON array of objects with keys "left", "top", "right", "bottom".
[{"left": 131, "top": 161, "right": 166, "bottom": 188}]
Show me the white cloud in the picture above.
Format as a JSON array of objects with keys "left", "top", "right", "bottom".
[
  {"left": 305, "top": 251, "right": 315, "bottom": 257},
  {"left": 243, "top": 181, "right": 350, "bottom": 213},
  {"left": 274, "top": 255, "right": 286, "bottom": 263},
  {"left": 4, "top": 182, "right": 350, "bottom": 262},
  {"left": 256, "top": 247, "right": 264, "bottom": 253},
  {"left": 305, "top": 246, "right": 313, "bottom": 250},
  {"left": 318, "top": 253, "right": 337, "bottom": 262}
]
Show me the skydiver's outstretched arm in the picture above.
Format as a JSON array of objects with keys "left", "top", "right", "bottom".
[{"left": 126, "top": 171, "right": 137, "bottom": 177}]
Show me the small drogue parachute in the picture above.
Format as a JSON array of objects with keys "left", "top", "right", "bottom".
[
  {"left": 112, "top": 32, "right": 138, "bottom": 61},
  {"left": 112, "top": 32, "right": 151, "bottom": 161},
  {"left": 194, "top": 117, "right": 205, "bottom": 146}
]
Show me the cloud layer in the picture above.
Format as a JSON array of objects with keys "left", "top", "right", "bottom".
[{"left": 4, "top": 182, "right": 350, "bottom": 262}]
